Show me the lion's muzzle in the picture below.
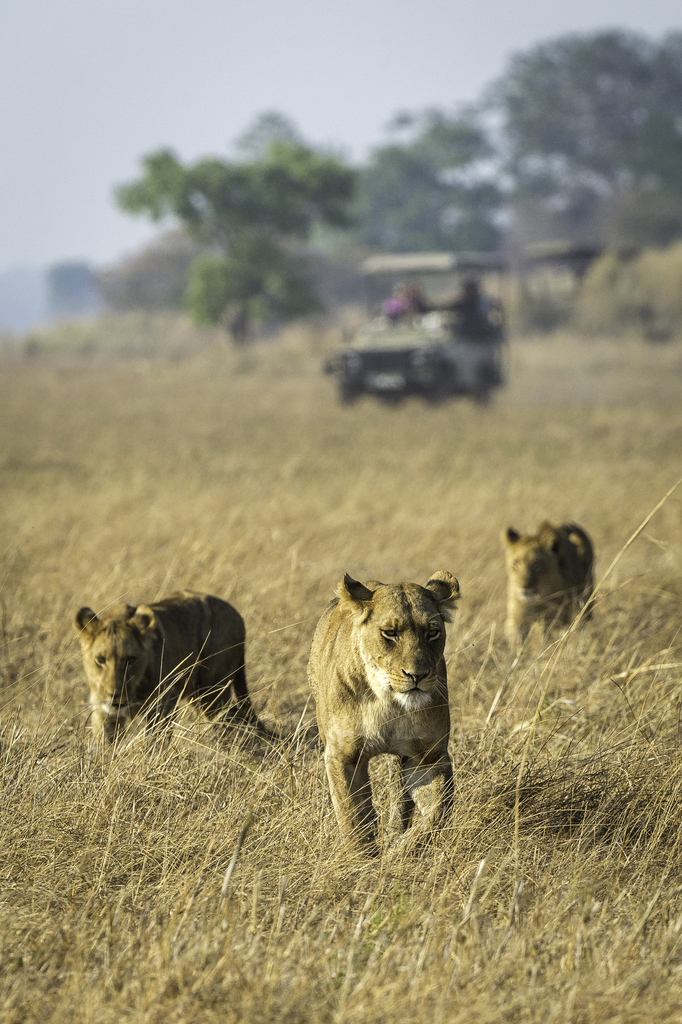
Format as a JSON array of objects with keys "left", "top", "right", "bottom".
[{"left": 401, "top": 668, "right": 428, "bottom": 685}]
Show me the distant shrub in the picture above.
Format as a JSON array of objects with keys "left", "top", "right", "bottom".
[
  {"left": 96, "top": 230, "right": 204, "bottom": 312},
  {"left": 577, "top": 242, "right": 682, "bottom": 341}
]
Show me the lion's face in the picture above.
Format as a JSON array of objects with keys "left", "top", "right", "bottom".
[
  {"left": 503, "top": 526, "right": 565, "bottom": 601},
  {"left": 74, "top": 605, "right": 155, "bottom": 715},
  {"left": 337, "top": 573, "right": 459, "bottom": 711}
]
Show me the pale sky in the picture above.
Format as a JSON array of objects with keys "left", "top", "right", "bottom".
[{"left": 2, "top": 0, "right": 681, "bottom": 275}]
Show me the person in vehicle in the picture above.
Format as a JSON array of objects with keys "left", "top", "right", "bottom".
[
  {"left": 382, "top": 281, "right": 428, "bottom": 323},
  {"left": 404, "top": 281, "right": 428, "bottom": 315},
  {"left": 448, "top": 278, "right": 491, "bottom": 338}
]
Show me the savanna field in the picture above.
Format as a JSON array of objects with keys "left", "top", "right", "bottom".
[{"left": 1, "top": 320, "right": 682, "bottom": 1022}]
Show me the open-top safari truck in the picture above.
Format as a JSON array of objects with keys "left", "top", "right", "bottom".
[{"left": 324, "top": 251, "right": 507, "bottom": 404}]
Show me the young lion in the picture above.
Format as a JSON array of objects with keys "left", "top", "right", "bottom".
[
  {"left": 307, "top": 571, "right": 460, "bottom": 855},
  {"left": 503, "top": 521, "right": 594, "bottom": 650},
  {"left": 74, "top": 590, "right": 260, "bottom": 742}
]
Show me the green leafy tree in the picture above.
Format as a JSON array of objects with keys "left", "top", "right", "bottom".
[
  {"left": 185, "top": 237, "right": 320, "bottom": 340},
  {"left": 115, "top": 122, "right": 355, "bottom": 340},
  {"left": 234, "top": 111, "right": 303, "bottom": 159},
  {"left": 354, "top": 110, "right": 504, "bottom": 252},
  {"left": 492, "top": 30, "right": 682, "bottom": 244}
]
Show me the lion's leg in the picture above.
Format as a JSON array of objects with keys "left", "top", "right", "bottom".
[
  {"left": 505, "top": 604, "right": 527, "bottom": 652},
  {"left": 504, "top": 614, "right": 518, "bottom": 649},
  {"left": 197, "top": 643, "right": 257, "bottom": 727},
  {"left": 90, "top": 704, "right": 106, "bottom": 739},
  {"left": 553, "top": 595, "right": 573, "bottom": 627},
  {"left": 200, "top": 666, "right": 275, "bottom": 742},
  {"left": 91, "top": 702, "right": 133, "bottom": 745},
  {"left": 196, "top": 670, "right": 239, "bottom": 719},
  {"left": 227, "top": 657, "right": 257, "bottom": 723},
  {"left": 385, "top": 756, "right": 415, "bottom": 842},
  {"left": 324, "top": 748, "right": 378, "bottom": 851},
  {"left": 144, "top": 706, "right": 175, "bottom": 744},
  {"left": 402, "top": 752, "right": 453, "bottom": 841},
  {"left": 143, "top": 679, "right": 180, "bottom": 739},
  {"left": 91, "top": 705, "right": 117, "bottom": 744}
]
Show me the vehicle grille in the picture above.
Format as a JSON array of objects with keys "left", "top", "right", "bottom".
[{"left": 357, "top": 350, "right": 413, "bottom": 372}]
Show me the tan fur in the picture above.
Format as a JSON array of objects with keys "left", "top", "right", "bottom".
[
  {"left": 307, "top": 571, "right": 460, "bottom": 854},
  {"left": 74, "top": 590, "right": 258, "bottom": 742},
  {"left": 503, "top": 521, "right": 594, "bottom": 650}
]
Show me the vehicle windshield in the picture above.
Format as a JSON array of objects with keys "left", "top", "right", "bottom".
[{"left": 362, "top": 253, "right": 506, "bottom": 315}]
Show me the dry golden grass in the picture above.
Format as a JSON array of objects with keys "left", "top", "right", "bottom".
[{"left": 1, "top": 322, "right": 682, "bottom": 1022}]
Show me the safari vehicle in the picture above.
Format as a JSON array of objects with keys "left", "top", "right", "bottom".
[{"left": 325, "top": 252, "right": 506, "bottom": 404}]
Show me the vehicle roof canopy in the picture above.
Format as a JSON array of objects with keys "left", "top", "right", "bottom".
[
  {"left": 362, "top": 251, "right": 506, "bottom": 276},
  {"left": 522, "top": 240, "right": 641, "bottom": 280}
]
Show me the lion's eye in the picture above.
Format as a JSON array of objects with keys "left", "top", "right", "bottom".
[
  {"left": 381, "top": 630, "right": 400, "bottom": 642},
  {"left": 427, "top": 630, "right": 441, "bottom": 642},
  {"left": 95, "top": 654, "right": 106, "bottom": 667}
]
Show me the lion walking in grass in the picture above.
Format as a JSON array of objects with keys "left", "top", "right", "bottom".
[
  {"left": 74, "top": 590, "right": 261, "bottom": 741},
  {"left": 308, "top": 571, "right": 459, "bottom": 854},
  {"left": 503, "top": 521, "right": 594, "bottom": 650}
]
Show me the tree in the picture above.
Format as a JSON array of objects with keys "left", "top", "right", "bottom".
[
  {"left": 115, "top": 121, "right": 355, "bottom": 340},
  {"left": 354, "top": 109, "right": 504, "bottom": 253},
  {"left": 492, "top": 30, "right": 682, "bottom": 245},
  {"left": 184, "top": 236, "right": 320, "bottom": 340},
  {"left": 234, "top": 111, "right": 303, "bottom": 159}
]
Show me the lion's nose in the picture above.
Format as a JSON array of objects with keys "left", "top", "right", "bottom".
[{"left": 402, "top": 669, "right": 427, "bottom": 686}]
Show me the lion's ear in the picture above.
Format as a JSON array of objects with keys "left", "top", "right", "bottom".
[
  {"left": 336, "top": 574, "right": 374, "bottom": 622},
  {"left": 503, "top": 527, "right": 521, "bottom": 547},
  {"left": 130, "top": 605, "right": 157, "bottom": 635},
  {"left": 567, "top": 530, "right": 586, "bottom": 557},
  {"left": 539, "top": 523, "right": 562, "bottom": 555},
  {"left": 74, "top": 607, "right": 99, "bottom": 636},
  {"left": 363, "top": 580, "right": 385, "bottom": 592},
  {"left": 424, "top": 571, "right": 460, "bottom": 620}
]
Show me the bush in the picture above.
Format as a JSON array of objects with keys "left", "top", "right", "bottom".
[
  {"left": 577, "top": 242, "right": 682, "bottom": 340},
  {"left": 96, "top": 230, "right": 204, "bottom": 312}
]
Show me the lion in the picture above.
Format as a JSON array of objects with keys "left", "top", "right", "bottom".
[
  {"left": 503, "top": 521, "right": 594, "bottom": 650},
  {"left": 307, "top": 571, "right": 460, "bottom": 854},
  {"left": 74, "top": 590, "right": 261, "bottom": 742}
]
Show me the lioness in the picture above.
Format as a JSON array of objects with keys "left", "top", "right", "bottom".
[
  {"left": 503, "top": 521, "right": 594, "bottom": 650},
  {"left": 74, "top": 590, "right": 259, "bottom": 742},
  {"left": 308, "top": 571, "right": 460, "bottom": 854}
]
